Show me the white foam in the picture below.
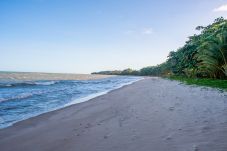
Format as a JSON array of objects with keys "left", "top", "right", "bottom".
[
  {"left": 64, "top": 77, "right": 143, "bottom": 107},
  {"left": 34, "top": 81, "right": 58, "bottom": 86}
]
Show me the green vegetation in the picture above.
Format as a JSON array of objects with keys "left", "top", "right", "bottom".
[
  {"left": 169, "top": 76, "right": 227, "bottom": 90},
  {"left": 92, "top": 68, "right": 139, "bottom": 76},
  {"left": 93, "top": 17, "right": 227, "bottom": 89}
]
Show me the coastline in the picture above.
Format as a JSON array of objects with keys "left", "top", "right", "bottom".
[
  {"left": 1, "top": 77, "right": 141, "bottom": 129},
  {"left": 0, "top": 77, "right": 227, "bottom": 151},
  {"left": 0, "top": 76, "right": 143, "bottom": 129}
]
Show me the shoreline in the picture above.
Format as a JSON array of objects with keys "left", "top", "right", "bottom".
[
  {"left": 0, "top": 76, "right": 143, "bottom": 129},
  {"left": 0, "top": 77, "right": 227, "bottom": 151}
]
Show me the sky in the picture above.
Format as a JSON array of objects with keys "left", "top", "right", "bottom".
[{"left": 1, "top": 0, "right": 227, "bottom": 74}]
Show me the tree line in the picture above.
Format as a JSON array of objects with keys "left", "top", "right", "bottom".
[{"left": 92, "top": 17, "right": 227, "bottom": 79}]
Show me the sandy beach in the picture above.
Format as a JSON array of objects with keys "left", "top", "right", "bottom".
[{"left": 0, "top": 77, "right": 227, "bottom": 151}]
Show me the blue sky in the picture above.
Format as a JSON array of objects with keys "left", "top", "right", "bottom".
[{"left": 1, "top": 0, "right": 227, "bottom": 74}]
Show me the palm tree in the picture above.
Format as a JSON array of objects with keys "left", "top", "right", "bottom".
[{"left": 196, "top": 28, "right": 227, "bottom": 78}]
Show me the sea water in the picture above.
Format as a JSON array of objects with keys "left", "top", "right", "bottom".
[{"left": 0, "top": 76, "right": 142, "bottom": 128}]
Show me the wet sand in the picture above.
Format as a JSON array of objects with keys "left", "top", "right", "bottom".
[{"left": 0, "top": 77, "right": 227, "bottom": 151}]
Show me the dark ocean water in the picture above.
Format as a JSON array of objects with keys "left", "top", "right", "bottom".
[{"left": 0, "top": 76, "right": 142, "bottom": 128}]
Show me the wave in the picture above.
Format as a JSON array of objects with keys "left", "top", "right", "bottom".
[
  {"left": 0, "top": 93, "right": 35, "bottom": 102},
  {"left": 0, "top": 81, "right": 59, "bottom": 88},
  {"left": 34, "top": 81, "right": 58, "bottom": 86},
  {"left": 0, "top": 88, "right": 64, "bottom": 103}
]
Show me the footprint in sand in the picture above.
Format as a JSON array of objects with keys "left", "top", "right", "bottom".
[
  {"left": 193, "top": 145, "right": 199, "bottom": 151},
  {"left": 165, "top": 136, "right": 172, "bottom": 140},
  {"left": 104, "top": 135, "right": 108, "bottom": 139},
  {"left": 203, "top": 120, "right": 209, "bottom": 123},
  {"left": 104, "top": 134, "right": 111, "bottom": 139},
  {"left": 178, "top": 128, "right": 182, "bottom": 131},
  {"left": 169, "top": 107, "right": 175, "bottom": 111},
  {"left": 201, "top": 126, "right": 211, "bottom": 133},
  {"left": 164, "top": 134, "right": 172, "bottom": 141},
  {"left": 85, "top": 123, "right": 92, "bottom": 128}
]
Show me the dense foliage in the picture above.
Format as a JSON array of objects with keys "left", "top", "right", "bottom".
[
  {"left": 93, "top": 17, "right": 227, "bottom": 79},
  {"left": 92, "top": 68, "right": 139, "bottom": 75}
]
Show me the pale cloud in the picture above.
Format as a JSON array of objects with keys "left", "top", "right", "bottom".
[
  {"left": 124, "top": 27, "right": 153, "bottom": 36},
  {"left": 142, "top": 28, "right": 153, "bottom": 35},
  {"left": 213, "top": 4, "right": 227, "bottom": 12}
]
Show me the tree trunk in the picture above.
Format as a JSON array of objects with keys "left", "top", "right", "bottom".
[{"left": 223, "top": 64, "right": 227, "bottom": 76}]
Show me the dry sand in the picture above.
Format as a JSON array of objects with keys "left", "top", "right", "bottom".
[{"left": 0, "top": 77, "right": 227, "bottom": 151}]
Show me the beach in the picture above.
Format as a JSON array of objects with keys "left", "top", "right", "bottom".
[{"left": 0, "top": 77, "right": 227, "bottom": 151}]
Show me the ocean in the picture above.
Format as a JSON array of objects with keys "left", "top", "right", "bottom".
[{"left": 0, "top": 76, "right": 142, "bottom": 128}]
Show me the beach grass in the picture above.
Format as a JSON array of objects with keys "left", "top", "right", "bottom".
[{"left": 168, "top": 76, "right": 227, "bottom": 91}]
